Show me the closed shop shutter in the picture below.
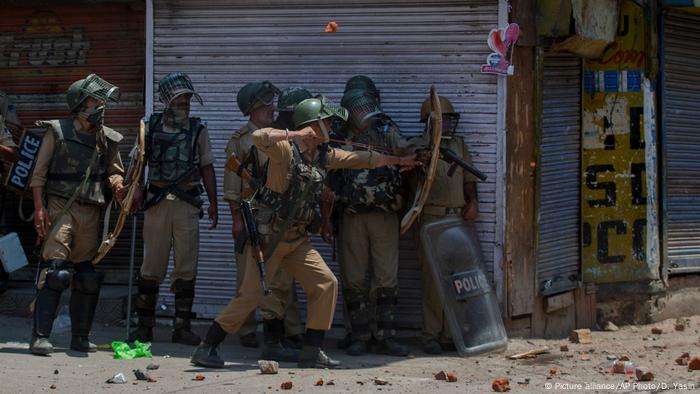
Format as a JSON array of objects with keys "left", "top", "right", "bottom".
[
  {"left": 152, "top": 0, "right": 500, "bottom": 326},
  {"left": 0, "top": 1, "right": 146, "bottom": 284},
  {"left": 662, "top": 10, "right": 700, "bottom": 274},
  {"left": 537, "top": 49, "right": 582, "bottom": 296}
]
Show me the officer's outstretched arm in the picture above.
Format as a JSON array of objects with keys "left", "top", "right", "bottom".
[{"left": 200, "top": 163, "right": 218, "bottom": 229}]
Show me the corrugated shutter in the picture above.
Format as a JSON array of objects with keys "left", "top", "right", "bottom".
[
  {"left": 153, "top": 0, "right": 499, "bottom": 326},
  {"left": 662, "top": 10, "right": 700, "bottom": 274},
  {"left": 537, "top": 49, "right": 581, "bottom": 295},
  {"left": 0, "top": 1, "right": 145, "bottom": 284}
]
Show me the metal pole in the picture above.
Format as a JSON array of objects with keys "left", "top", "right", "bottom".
[{"left": 125, "top": 214, "right": 137, "bottom": 340}]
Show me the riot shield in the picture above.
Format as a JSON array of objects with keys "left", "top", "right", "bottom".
[{"left": 420, "top": 217, "right": 507, "bottom": 356}]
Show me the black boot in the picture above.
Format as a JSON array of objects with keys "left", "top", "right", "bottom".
[
  {"left": 172, "top": 279, "right": 201, "bottom": 345},
  {"left": 30, "top": 260, "right": 70, "bottom": 356},
  {"left": 297, "top": 329, "right": 341, "bottom": 369},
  {"left": 69, "top": 266, "right": 104, "bottom": 352},
  {"left": 191, "top": 322, "right": 226, "bottom": 368},
  {"left": 375, "top": 287, "right": 408, "bottom": 356},
  {"left": 344, "top": 288, "right": 371, "bottom": 356},
  {"left": 128, "top": 277, "right": 158, "bottom": 343},
  {"left": 261, "top": 319, "right": 300, "bottom": 362}
]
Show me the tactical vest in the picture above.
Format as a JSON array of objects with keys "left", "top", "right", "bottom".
[
  {"left": 42, "top": 119, "right": 122, "bottom": 206},
  {"left": 257, "top": 142, "right": 327, "bottom": 229},
  {"left": 329, "top": 127, "right": 402, "bottom": 213},
  {"left": 146, "top": 113, "right": 202, "bottom": 183}
]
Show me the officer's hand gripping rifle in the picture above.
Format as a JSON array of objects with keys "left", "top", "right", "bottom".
[{"left": 225, "top": 154, "right": 269, "bottom": 295}]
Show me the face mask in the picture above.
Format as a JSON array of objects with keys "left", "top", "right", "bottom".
[
  {"left": 79, "top": 105, "right": 105, "bottom": 128},
  {"left": 165, "top": 105, "right": 190, "bottom": 127}
]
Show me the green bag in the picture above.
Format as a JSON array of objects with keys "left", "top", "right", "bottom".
[{"left": 111, "top": 340, "right": 152, "bottom": 359}]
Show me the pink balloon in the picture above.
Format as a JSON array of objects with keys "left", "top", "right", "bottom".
[{"left": 504, "top": 23, "right": 520, "bottom": 45}]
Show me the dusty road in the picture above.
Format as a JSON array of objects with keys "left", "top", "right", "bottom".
[{"left": 1, "top": 315, "right": 699, "bottom": 393}]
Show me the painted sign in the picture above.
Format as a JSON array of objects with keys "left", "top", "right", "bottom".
[
  {"left": 480, "top": 23, "right": 520, "bottom": 76},
  {"left": 581, "top": 1, "right": 657, "bottom": 283}
]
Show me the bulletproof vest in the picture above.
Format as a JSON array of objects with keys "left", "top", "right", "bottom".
[
  {"left": 43, "top": 119, "right": 118, "bottom": 206},
  {"left": 146, "top": 113, "right": 202, "bottom": 183},
  {"left": 329, "top": 126, "right": 402, "bottom": 213},
  {"left": 257, "top": 142, "right": 327, "bottom": 228}
]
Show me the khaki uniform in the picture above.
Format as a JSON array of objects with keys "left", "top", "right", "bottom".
[
  {"left": 141, "top": 121, "right": 214, "bottom": 283},
  {"left": 224, "top": 121, "right": 303, "bottom": 337},
  {"left": 414, "top": 135, "right": 478, "bottom": 342},
  {"left": 0, "top": 92, "right": 19, "bottom": 149},
  {"left": 333, "top": 126, "right": 407, "bottom": 341},
  {"left": 30, "top": 121, "right": 124, "bottom": 262},
  {"left": 215, "top": 128, "right": 382, "bottom": 333}
]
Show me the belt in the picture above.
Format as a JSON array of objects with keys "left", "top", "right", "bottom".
[{"left": 422, "top": 205, "right": 463, "bottom": 216}]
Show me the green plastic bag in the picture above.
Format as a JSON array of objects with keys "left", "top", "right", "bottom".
[{"left": 111, "top": 340, "right": 152, "bottom": 359}]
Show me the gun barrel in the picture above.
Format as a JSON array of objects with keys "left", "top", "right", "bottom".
[{"left": 440, "top": 147, "right": 488, "bottom": 181}]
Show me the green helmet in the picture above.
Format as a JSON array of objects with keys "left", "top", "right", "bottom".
[
  {"left": 341, "top": 89, "right": 383, "bottom": 127},
  {"left": 66, "top": 73, "right": 120, "bottom": 112},
  {"left": 158, "top": 72, "right": 202, "bottom": 106},
  {"left": 237, "top": 81, "right": 281, "bottom": 116},
  {"left": 344, "top": 75, "right": 380, "bottom": 101},
  {"left": 277, "top": 87, "right": 312, "bottom": 113},
  {"left": 293, "top": 96, "right": 348, "bottom": 128}
]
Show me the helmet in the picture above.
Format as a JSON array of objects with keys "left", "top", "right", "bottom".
[
  {"left": 420, "top": 95, "right": 460, "bottom": 135},
  {"left": 277, "top": 87, "right": 312, "bottom": 112},
  {"left": 420, "top": 95, "right": 457, "bottom": 122},
  {"left": 344, "top": 75, "right": 380, "bottom": 101},
  {"left": 66, "top": 73, "right": 120, "bottom": 112},
  {"left": 158, "top": 72, "right": 202, "bottom": 106},
  {"left": 341, "top": 89, "right": 383, "bottom": 127},
  {"left": 237, "top": 81, "right": 281, "bottom": 116},
  {"left": 293, "top": 96, "right": 348, "bottom": 128}
]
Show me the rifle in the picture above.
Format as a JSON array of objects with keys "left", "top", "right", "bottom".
[
  {"left": 240, "top": 199, "right": 269, "bottom": 295},
  {"left": 225, "top": 154, "right": 269, "bottom": 295},
  {"left": 439, "top": 147, "right": 488, "bottom": 182}
]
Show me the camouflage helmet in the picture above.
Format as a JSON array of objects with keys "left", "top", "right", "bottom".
[
  {"left": 277, "top": 87, "right": 312, "bottom": 113},
  {"left": 344, "top": 75, "right": 380, "bottom": 100},
  {"left": 341, "top": 89, "right": 383, "bottom": 128},
  {"left": 66, "top": 73, "right": 120, "bottom": 112},
  {"left": 158, "top": 72, "right": 203, "bottom": 106},
  {"left": 237, "top": 81, "right": 281, "bottom": 116},
  {"left": 293, "top": 96, "right": 348, "bottom": 128}
]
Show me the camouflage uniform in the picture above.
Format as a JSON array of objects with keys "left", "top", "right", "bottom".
[{"left": 329, "top": 123, "right": 409, "bottom": 356}]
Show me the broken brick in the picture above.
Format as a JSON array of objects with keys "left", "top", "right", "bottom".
[
  {"left": 560, "top": 345, "right": 569, "bottom": 352},
  {"left": 549, "top": 368, "right": 558, "bottom": 376},
  {"left": 193, "top": 375, "right": 205, "bottom": 381},
  {"left": 651, "top": 327, "right": 663, "bottom": 335},
  {"left": 315, "top": 379, "right": 324, "bottom": 386},
  {"left": 688, "top": 357, "right": 700, "bottom": 371},
  {"left": 569, "top": 329, "right": 592, "bottom": 344},
  {"left": 676, "top": 353, "right": 691, "bottom": 366},
  {"left": 492, "top": 378, "right": 510, "bottom": 392},
  {"left": 446, "top": 373, "right": 458, "bottom": 382},
  {"left": 281, "top": 381, "right": 293, "bottom": 390},
  {"left": 374, "top": 378, "right": 388, "bottom": 385},
  {"left": 635, "top": 367, "right": 654, "bottom": 382},
  {"left": 434, "top": 371, "right": 447, "bottom": 381},
  {"left": 50, "top": 384, "right": 57, "bottom": 390}
]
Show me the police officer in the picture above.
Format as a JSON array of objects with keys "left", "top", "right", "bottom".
[
  {"left": 412, "top": 95, "right": 479, "bottom": 354},
  {"left": 329, "top": 87, "right": 409, "bottom": 356},
  {"left": 224, "top": 82, "right": 305, "bottom": 358},
  {"left": 129, "top": 72, "right": 218, "bottom": 346},
  {"left": 192, "top": 96, "right": 419, "bottom": 369},
  {"left": 29, "top": 74, "right": 125, "bottom": 355},
  {"left": 0, "top": 91, "right": 20, "bottom": 163}
]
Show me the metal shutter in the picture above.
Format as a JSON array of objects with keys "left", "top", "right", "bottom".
[
  {"left": 0, "top": 1, "right": 145, "bottom": 284},
  {"left": 662, "top": 10, "right": 700, "bottom": 274},
  {"left": 152, "top": 0, "right": 499, "bottom": 326},
  {"left": 537, "top": 50, "right": 581, "bottom": 296}
]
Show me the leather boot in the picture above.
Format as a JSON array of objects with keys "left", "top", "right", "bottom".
[
  {"left": 128, "top": 277, "right": 159, "bottom": 343},
  {"left": 261, "top": 319, "right": 299, "bottom": 362},
  {"left": 297, "top": 346, "right": 342, "bottom": 369},
  {"left": 171, "top": 279, "right": 201, "bottom": 345},
  {"left": 190, "top": 322, "right": 226, "bottom": 368},
  {"left": 69, "top": 268, "right": 104, "bottom": 352}
]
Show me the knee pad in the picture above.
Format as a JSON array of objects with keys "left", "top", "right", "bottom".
[
  {"left": 171, "top": 278, "right": 195, "bottom": 297},
  {"left": 375, "top": 287, "right": 398, "bottom": 306},
  {"left": 73, "top": 271, "right": 104, "bottom": 294},
  {"left": 45, "top": 260, "right": 71, "bottom": 291},
  {"left": 137, "top": 276, "right": 160, "bottom": 295}
]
